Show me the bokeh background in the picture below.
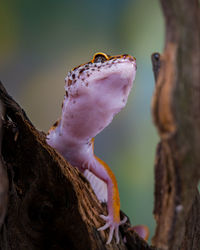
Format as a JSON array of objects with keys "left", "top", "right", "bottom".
[{"left": 1, "top": 0, "right": 164, "bottom": 241}]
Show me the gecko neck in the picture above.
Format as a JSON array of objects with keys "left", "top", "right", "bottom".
[{"left": 48, "top": 113, "right": 95, "bottom": 171}]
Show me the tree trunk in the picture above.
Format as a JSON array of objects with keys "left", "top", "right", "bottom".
[{"left": 152, "top": 0, "right": 200, "bottom": 249}]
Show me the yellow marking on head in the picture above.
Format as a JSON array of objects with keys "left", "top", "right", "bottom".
[{"left": 95, "top": 156, "right": 120, "bottom": 222}]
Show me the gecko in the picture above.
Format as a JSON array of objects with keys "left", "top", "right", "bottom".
[{"left": 46, "top": 52, "right": 137, "bottom": 244}]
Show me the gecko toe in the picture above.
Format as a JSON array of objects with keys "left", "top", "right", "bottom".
[
  {"left": 98, "top": 222, "right": 110, "bottom": 231},
  {"left": 99, "top": 214, "right": 108, "bottom": 220},
  {"left": 106, "top": 226, "right": 114, "bottom": 244},
  {"left": 115, "top": 226, "right": 119, "bottom": 244}
]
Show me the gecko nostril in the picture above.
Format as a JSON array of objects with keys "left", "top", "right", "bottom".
[{"left": 68, "top": 79, "right": 72, "bottom": 86}]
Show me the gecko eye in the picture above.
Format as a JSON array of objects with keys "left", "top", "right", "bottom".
[{"left": 92, "top": 52, "right": 109, "bottom": 63}]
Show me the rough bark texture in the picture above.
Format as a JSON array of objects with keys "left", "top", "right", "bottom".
[
  {"left": 0, "top": 81, "right": 154, "bottom": 249},
  {"left": 152, "top": 0, "right": 200, "bottom": 250}
]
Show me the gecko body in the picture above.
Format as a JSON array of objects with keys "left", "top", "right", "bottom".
[{"left": 47, "top": 52, "right": 137, "bottom": 244}]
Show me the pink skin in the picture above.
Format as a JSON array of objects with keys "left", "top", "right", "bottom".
[{"left": 47, "top": 53, "right": 137, "bottom": 244}]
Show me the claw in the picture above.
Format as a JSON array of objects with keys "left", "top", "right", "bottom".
[{"left": 98, "top": 214, "right": 127, "bottom": 244}]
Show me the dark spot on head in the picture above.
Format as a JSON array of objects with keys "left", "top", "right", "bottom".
[
  {"left": 82, "top": 78, "right": 85, "bottom": 81},
  {"left": 79, "top": 68, "right": 85, "bottom": 74},
  {"left": 68, "top": 79, "right": 72, "bottom": 86},
  {"left": 92, "top": 68, "right": 95, "bottom": 71},
  {"left": 53, "top": 119, "right": 60, "bottom": 127},
  {"left": 85, "top": 82, "right": 88, "bottom": 87},
  {"left": 72, "top": 74, "right": 75, "bottom": 79},
  {"left": 87, "top": 73, "right": 90, "bottom": 77},
  {"left": 65, "top": 91, "right": 69, "bottom": 97}
]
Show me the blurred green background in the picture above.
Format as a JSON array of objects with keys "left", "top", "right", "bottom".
[{"left": 0, "top": 0, "right": 164, "bottom": 242}]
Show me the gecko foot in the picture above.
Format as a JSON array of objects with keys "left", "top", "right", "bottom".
[{"left": 98, "top": 214, "right": 127, "bottom": 244}]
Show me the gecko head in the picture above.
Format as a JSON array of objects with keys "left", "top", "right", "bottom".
[{"left": 65, "top": 52, "right": 136, "bottom": 114}]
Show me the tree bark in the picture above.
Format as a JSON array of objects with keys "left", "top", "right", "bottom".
[{"left": 151, "top": 0, "right": 200, "bottom": 249}]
